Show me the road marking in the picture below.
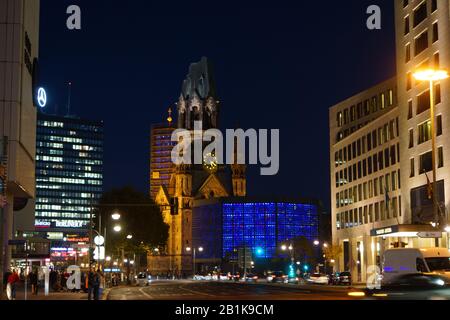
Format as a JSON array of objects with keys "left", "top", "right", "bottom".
[
  {"left": 139, "top": 287, "right": 154, "bottom": 299},
  {"left": 179, "top": 285, "right": 214, "bottom": 297}
]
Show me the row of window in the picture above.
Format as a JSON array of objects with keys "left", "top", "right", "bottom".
[
  {"left": 38, "top": 121, "right": 103, "bottom": 133},
  {"left": 336, "top": 170, "right": 401, "bottom": 209},
  {"left": 36, "top": 191, "right": 98, "bottom": 199},
  {"left": 35, "top": 205, "right": 91, "bottom": 212},
  {"left": 36, "top": 184, "right": 102, "bottom": 192},
  {"left": 336, "top": 89, "right": 395, "bottom": 128},
  {"left": 405, "top": 23, "right": 439, "bottom": 63},
  {"left": 36, "top": 177, "right": 102, "bottom": 185},
  {"left": 409, "top": 147, "right": 444, "bottom": 177},
  {"left": 403, "top": 0, "right": 438, "bottom": 31},
  {"left": 36, "top": 213, "right": 89, "bottom": 219},
  {"left": 36, "top": 155, "right": 103, "bottom": 166},
  {"left": 408, "top": 115, "right": 442, "bottom": 148},
  {"left": 336, "top": 144, "right": 400, "bottom": 188},
  {"left": 36, "top": 162, "right": 102, "bottom": 173},
  {"left": 335, "top": 118, "right": 400, "bottom": 168},
  {"left": 37, "top": 169, "right": 102, "bottom": 179},
  {"left": 37, "top": 134, "right": 103, "bottom": 146},
  {"left": 37, "top": 149, "right": 102, "bottom": 160},
  {"left": 336, "top": 197, "right": 402, "bottom": 230}
]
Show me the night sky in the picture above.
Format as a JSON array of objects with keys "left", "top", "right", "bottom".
[{"left": 38, "top": 0, "right": 397, "bottom": 213}]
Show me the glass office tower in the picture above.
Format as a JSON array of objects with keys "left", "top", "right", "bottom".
[{"left": 35, "top": 113, "right": 103, "bottom": 231}]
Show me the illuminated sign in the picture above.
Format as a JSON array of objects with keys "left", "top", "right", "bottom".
[
  {"left": 46, "top": 232, "right": 64, "bottom": 240},
  {"left": 37, "top": 88, "right": 47, "bottom": 108},
  {"left": 36, "top": 221, "right": 51, "bottom": 228},
  {"left": 94, "top": 246, "right": 105, "bottom": 260},
  {"left": 376, "top": 228, "right": 392, "bottom": 236},
  {"left": 55, "top": 220, "right": 84, "bottom": 228},
  {"left": 66, "top": 237, "right": 89, "bottom": 242}
]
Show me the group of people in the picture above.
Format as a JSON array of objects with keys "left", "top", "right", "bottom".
[{"left": 86, "top": 267, "right": 105, "bottom": 300}]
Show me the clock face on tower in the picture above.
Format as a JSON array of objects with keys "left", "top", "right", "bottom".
[{"left": 203, "top": 152, "right": 218, "bottom": 173}]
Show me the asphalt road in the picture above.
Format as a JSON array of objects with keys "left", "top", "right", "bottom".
[{"left": 107, "top": 280, "right": 356, "bottom": 300}]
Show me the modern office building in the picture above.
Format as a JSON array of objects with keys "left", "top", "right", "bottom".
[
  {"left": 330, "top": 0, "right": 450, "bottom": 282},
  {"left": 0, "top": 0, "right": 40, "bottom": 276},
  {"left": 35, "top": 113, "right": 104, "bottom": 232},
  {"left": 149, "top": 110, "right": 176, "bottom": 199},
  {"left": 189, "top": 197, "right": 320, "bottom": 273}
]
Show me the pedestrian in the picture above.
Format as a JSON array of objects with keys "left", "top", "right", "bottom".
[
  {"left": 93, "top": 269, "right": 101, "bottom": 300},
  {"left": 87, "top": 266, "right": 96, "bottom": 300},
  {"left": 29, "top": 268, "right": 38, "bottom": 295},
  {"left": 7, "top": 269, "right": 20, "bottom": 300}
]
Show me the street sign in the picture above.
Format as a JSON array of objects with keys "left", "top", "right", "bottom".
[
  {"left": 417, "top": 232, "right": 442, "bottom": 238},
  {"left": 8, "top": 239, "right": 26, "bottom": 245},
  {"left": 94, "top": 235, "right": 105, "bottom": 246}
]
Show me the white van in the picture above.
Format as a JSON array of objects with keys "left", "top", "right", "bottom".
[{"left": 382, "top": 247, "right": 450, "bottom": 285}]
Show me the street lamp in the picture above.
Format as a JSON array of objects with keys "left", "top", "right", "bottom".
[
  {"left": 113, "top": 225, "right": 122, "bottom": 232},
  {"left": 111, "top": 212, "right": 121, "bottom": 220},
  {"left": 413, "top": 68, "right": 449, "bottom": 226},
  {"left": 186, "top": 246, "right": 203, "bottom": 278},
  {"left": 106, "top": 256, "right": 111, "bottom": 262},
  {"left": 126, "top": 234, "right": 133, "bottom": 240}
]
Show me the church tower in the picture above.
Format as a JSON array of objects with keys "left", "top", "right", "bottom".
[{"left": 152, "top": 57, "right": 247, "bottom": 276}]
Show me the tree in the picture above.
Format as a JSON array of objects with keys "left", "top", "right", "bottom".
[
  {"left": 322, "top": 244, "right": 343, "bottom": 263},
  {"left": 94, "top": 186, "right": 169, "bottom": 258}
]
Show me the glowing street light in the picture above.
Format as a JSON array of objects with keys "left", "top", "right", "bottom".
[
  {"left": 198, "top": 247, "right": 204, "bottom": 252},
  {"left": 445, "top": 226, "right": 450, "bottom": 233},
  {"left": 111, "top": 212, "right": 121, "bottom": 220},
  {"left": 113, "top": 225, "right": 122, "bottom": 232},
  {"left": 313, "top": 240, "right": 320, "bottom": 246},
  {"left": 413, "top": 68, "right": 449, "bottom": 225},
  {"left": 123, "top": 259, "right": 128, "bottom": 263},
  {"left": 323, "top": 243, "right": 329, "bottom": 248},
  {"left": 126, "top": 234, "right": 133, "bottom": 240},
  {"left": 281, "top": 245, "right": 287, "bottom": 251},
  {"left": 413, "top": 69, "right": 449, "bottom": 81}
]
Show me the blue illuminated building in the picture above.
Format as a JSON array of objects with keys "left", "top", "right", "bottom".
[{"left": 192, "top": 197, "right": 321, "bottom": 268}]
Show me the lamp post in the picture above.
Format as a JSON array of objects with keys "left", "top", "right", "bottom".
[
  {"left": 413, "top": 69, "right": 449, "bottom": 227},
  {"left": 186, "top": 246, "right": 203, "bottom": 278}
]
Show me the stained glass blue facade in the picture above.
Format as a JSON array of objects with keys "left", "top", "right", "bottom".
[{"left": 222, "top": 201, "right": 319, "bottom": 260}]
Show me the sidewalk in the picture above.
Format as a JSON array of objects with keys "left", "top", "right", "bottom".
[{"left": 6, "top": 284, "right": 112, "bottom": 301}]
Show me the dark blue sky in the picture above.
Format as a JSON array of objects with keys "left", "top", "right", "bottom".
[{"left": 38, "top": 0, "right": 397, "bottom": 212}]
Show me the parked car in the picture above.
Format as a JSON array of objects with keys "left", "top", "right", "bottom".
[
  {"left": 337, "top": 272, "right": 352, "bottom": 285},
  {"left": 307, "top": 273, "right": 329, "bottom": 285},
  {"left": 267, "top": 271, "right": 287, "bottom": 283},
  {"left": 136, "top": 272, "right": 151, "bottom": 286}
]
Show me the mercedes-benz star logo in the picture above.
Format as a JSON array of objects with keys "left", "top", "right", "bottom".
[{"left": 37, "top": 87, "right": 47, "bottom": 107}]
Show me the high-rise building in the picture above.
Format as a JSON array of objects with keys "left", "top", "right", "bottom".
[
  {"left": 330, "top": 0, "right": 450, "bottom": 282},
  {"left": 35, "top": 113, "right": 104, "bottom": 231},
  {"left": 149, "top": 110, "right": 176, "bottom": 199},
  {"left": 0, "top": 0, "right": 40, "bottom": 276}
]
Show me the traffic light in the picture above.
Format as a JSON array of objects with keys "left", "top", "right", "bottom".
[{"left": 89, "top": 247, "right": 95, "bottom": 264}]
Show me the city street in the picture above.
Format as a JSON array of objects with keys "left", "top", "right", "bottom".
[{"left": 107, "top": 280, "right": 356, "bottom": 300}]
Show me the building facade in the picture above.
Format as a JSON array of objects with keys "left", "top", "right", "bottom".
[
  {"left": 35, "top": 113, "right": 104, "bottom": 231},
  {"left": 330, "top": 0, "right": 450, "bottom": 283},
  {"left": 0, "top": 0, "right": 40, "bottom": 276},
  {"left": 150, "top": 57, "right": 247, "bottom": 275},
  {"left": 149, "top": 113, "right": 176, "bottom": 199},
  {"left": 190, "top": 198, "right": 320, "bottom": 270}
]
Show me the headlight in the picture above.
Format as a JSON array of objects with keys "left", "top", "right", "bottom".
[{"left": 435, "top": 279, "right": 445, "bottom": 286}]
